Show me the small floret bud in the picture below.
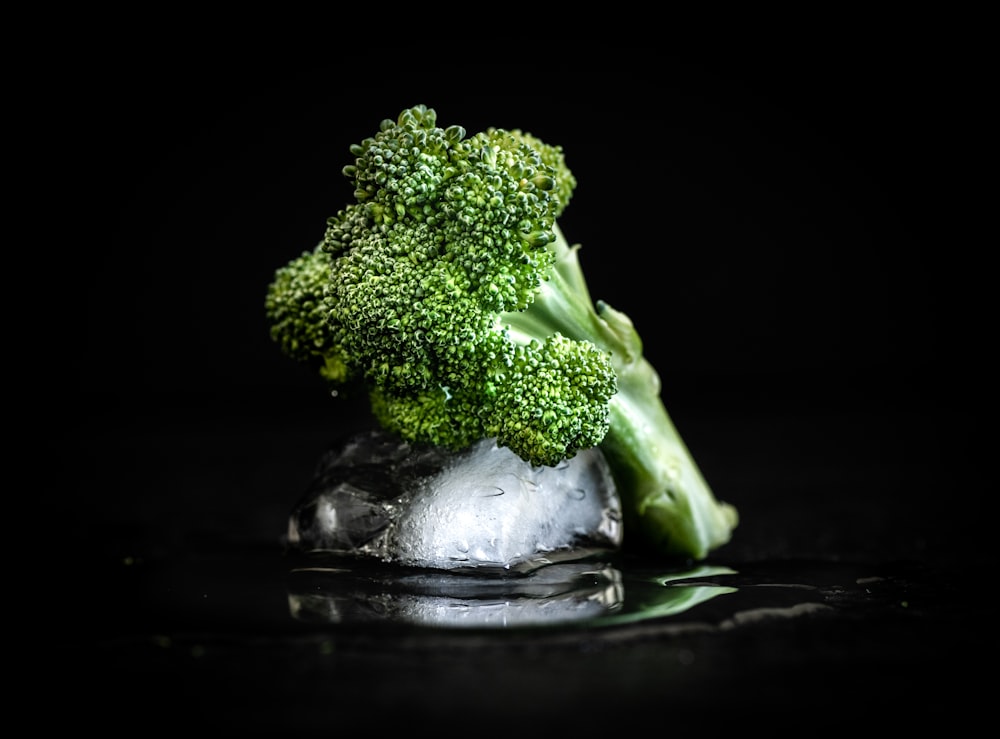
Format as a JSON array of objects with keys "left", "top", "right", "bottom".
[
  {"left": 532, "top": 174, "right": 556, "bottom": 191},
  {"left": 523, "top": 230, "right": 554, "bottom": 248}
]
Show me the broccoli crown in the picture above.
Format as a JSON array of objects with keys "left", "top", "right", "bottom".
[{"left": 277, "top": 104, "right": 612, "bottom": 466}]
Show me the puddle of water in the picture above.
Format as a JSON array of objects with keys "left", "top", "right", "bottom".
[
  {"left": 284, "top": 552, "right": 914, "bottom": 632},
  {"left": 287, "top": 558, "right": 738, "bottom": 629},
  {"left": 92, "top": 540, "right": 942, "bottom": 648}
]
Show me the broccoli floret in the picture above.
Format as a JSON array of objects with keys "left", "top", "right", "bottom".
[
  {"left": 266, "top": 104, "right": 738, "bottom": 560},
  {"left": 264, "top": 245, "right": 354, "bottom": 384}
]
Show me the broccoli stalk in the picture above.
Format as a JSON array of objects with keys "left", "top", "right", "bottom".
[
  {"left": 266, "top": 104, "right": 738, "bottom": 560},
  {"left": 502, "top": 224, "right": 738, "bottom": 559},
  {"left": 604, "top": 358, "right": 738, "bottom": 560}
]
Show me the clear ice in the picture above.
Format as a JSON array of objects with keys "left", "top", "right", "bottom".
[{"left": 286, "top": 430, "right": 623, "bottom": 572}]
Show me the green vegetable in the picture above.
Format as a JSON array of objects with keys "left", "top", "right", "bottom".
[{"left": 266, "top": 104, "right": 738, "bottom": 560}]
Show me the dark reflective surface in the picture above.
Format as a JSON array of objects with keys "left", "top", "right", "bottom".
[
  {"left": 62, "top": 402, "right": 991, "bottom": 734},
  {"left": 71, "top": 536, "right": 991, "bottom": 732}
]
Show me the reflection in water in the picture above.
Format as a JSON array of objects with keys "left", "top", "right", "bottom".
[{"left": 287, "top": 559, "right": 738, "bottom": 629}]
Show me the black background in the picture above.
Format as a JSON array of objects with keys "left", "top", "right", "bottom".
[
  {"left": 71, "top": 42, "right": 986, "bottom": 559},
  {"left": 88, "top": 54, "right": 955, "bottom": 411},
  {"left": 57, "top": 36, "right": 993, "bottom": 731}
]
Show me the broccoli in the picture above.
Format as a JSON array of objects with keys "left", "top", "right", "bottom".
[{"left": 265, "top": 104, "right": 738, "bottom": 560}]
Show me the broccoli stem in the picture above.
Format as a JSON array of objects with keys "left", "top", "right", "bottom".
[
  {"left": 601, "top": 356, "right": 739, "bottom": 560},
  {"left": 502, "top": 225, "right": 738, "bottom": 559}
]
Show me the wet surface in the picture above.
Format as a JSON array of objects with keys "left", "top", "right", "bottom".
[
  {"left": 63, "top": 407, "right": 991, "bottom": 734},
  {"left": 69, "top": 542, "right": 989, "bottom": 733},
  {"left": 100, "top": 547, "right": 949, "bottom": 640}
]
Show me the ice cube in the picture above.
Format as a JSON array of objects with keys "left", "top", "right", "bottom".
[{"left": 286, "top": 430, "right": 622, "bottom": 572}]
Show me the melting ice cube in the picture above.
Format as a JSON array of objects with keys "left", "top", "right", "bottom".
[{"left": 286, "top": 430, "right": 622, "bottom": 572}]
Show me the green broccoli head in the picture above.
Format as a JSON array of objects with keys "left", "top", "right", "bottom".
[
  {"left": 266, "top": 104, "right": 739, "bottom": 560},
  {"left": 326, "top": 105, "right": 573, "bottom": 320},
  {"left": 309, "top": 104, "right": 611, "bottom": 466}
]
